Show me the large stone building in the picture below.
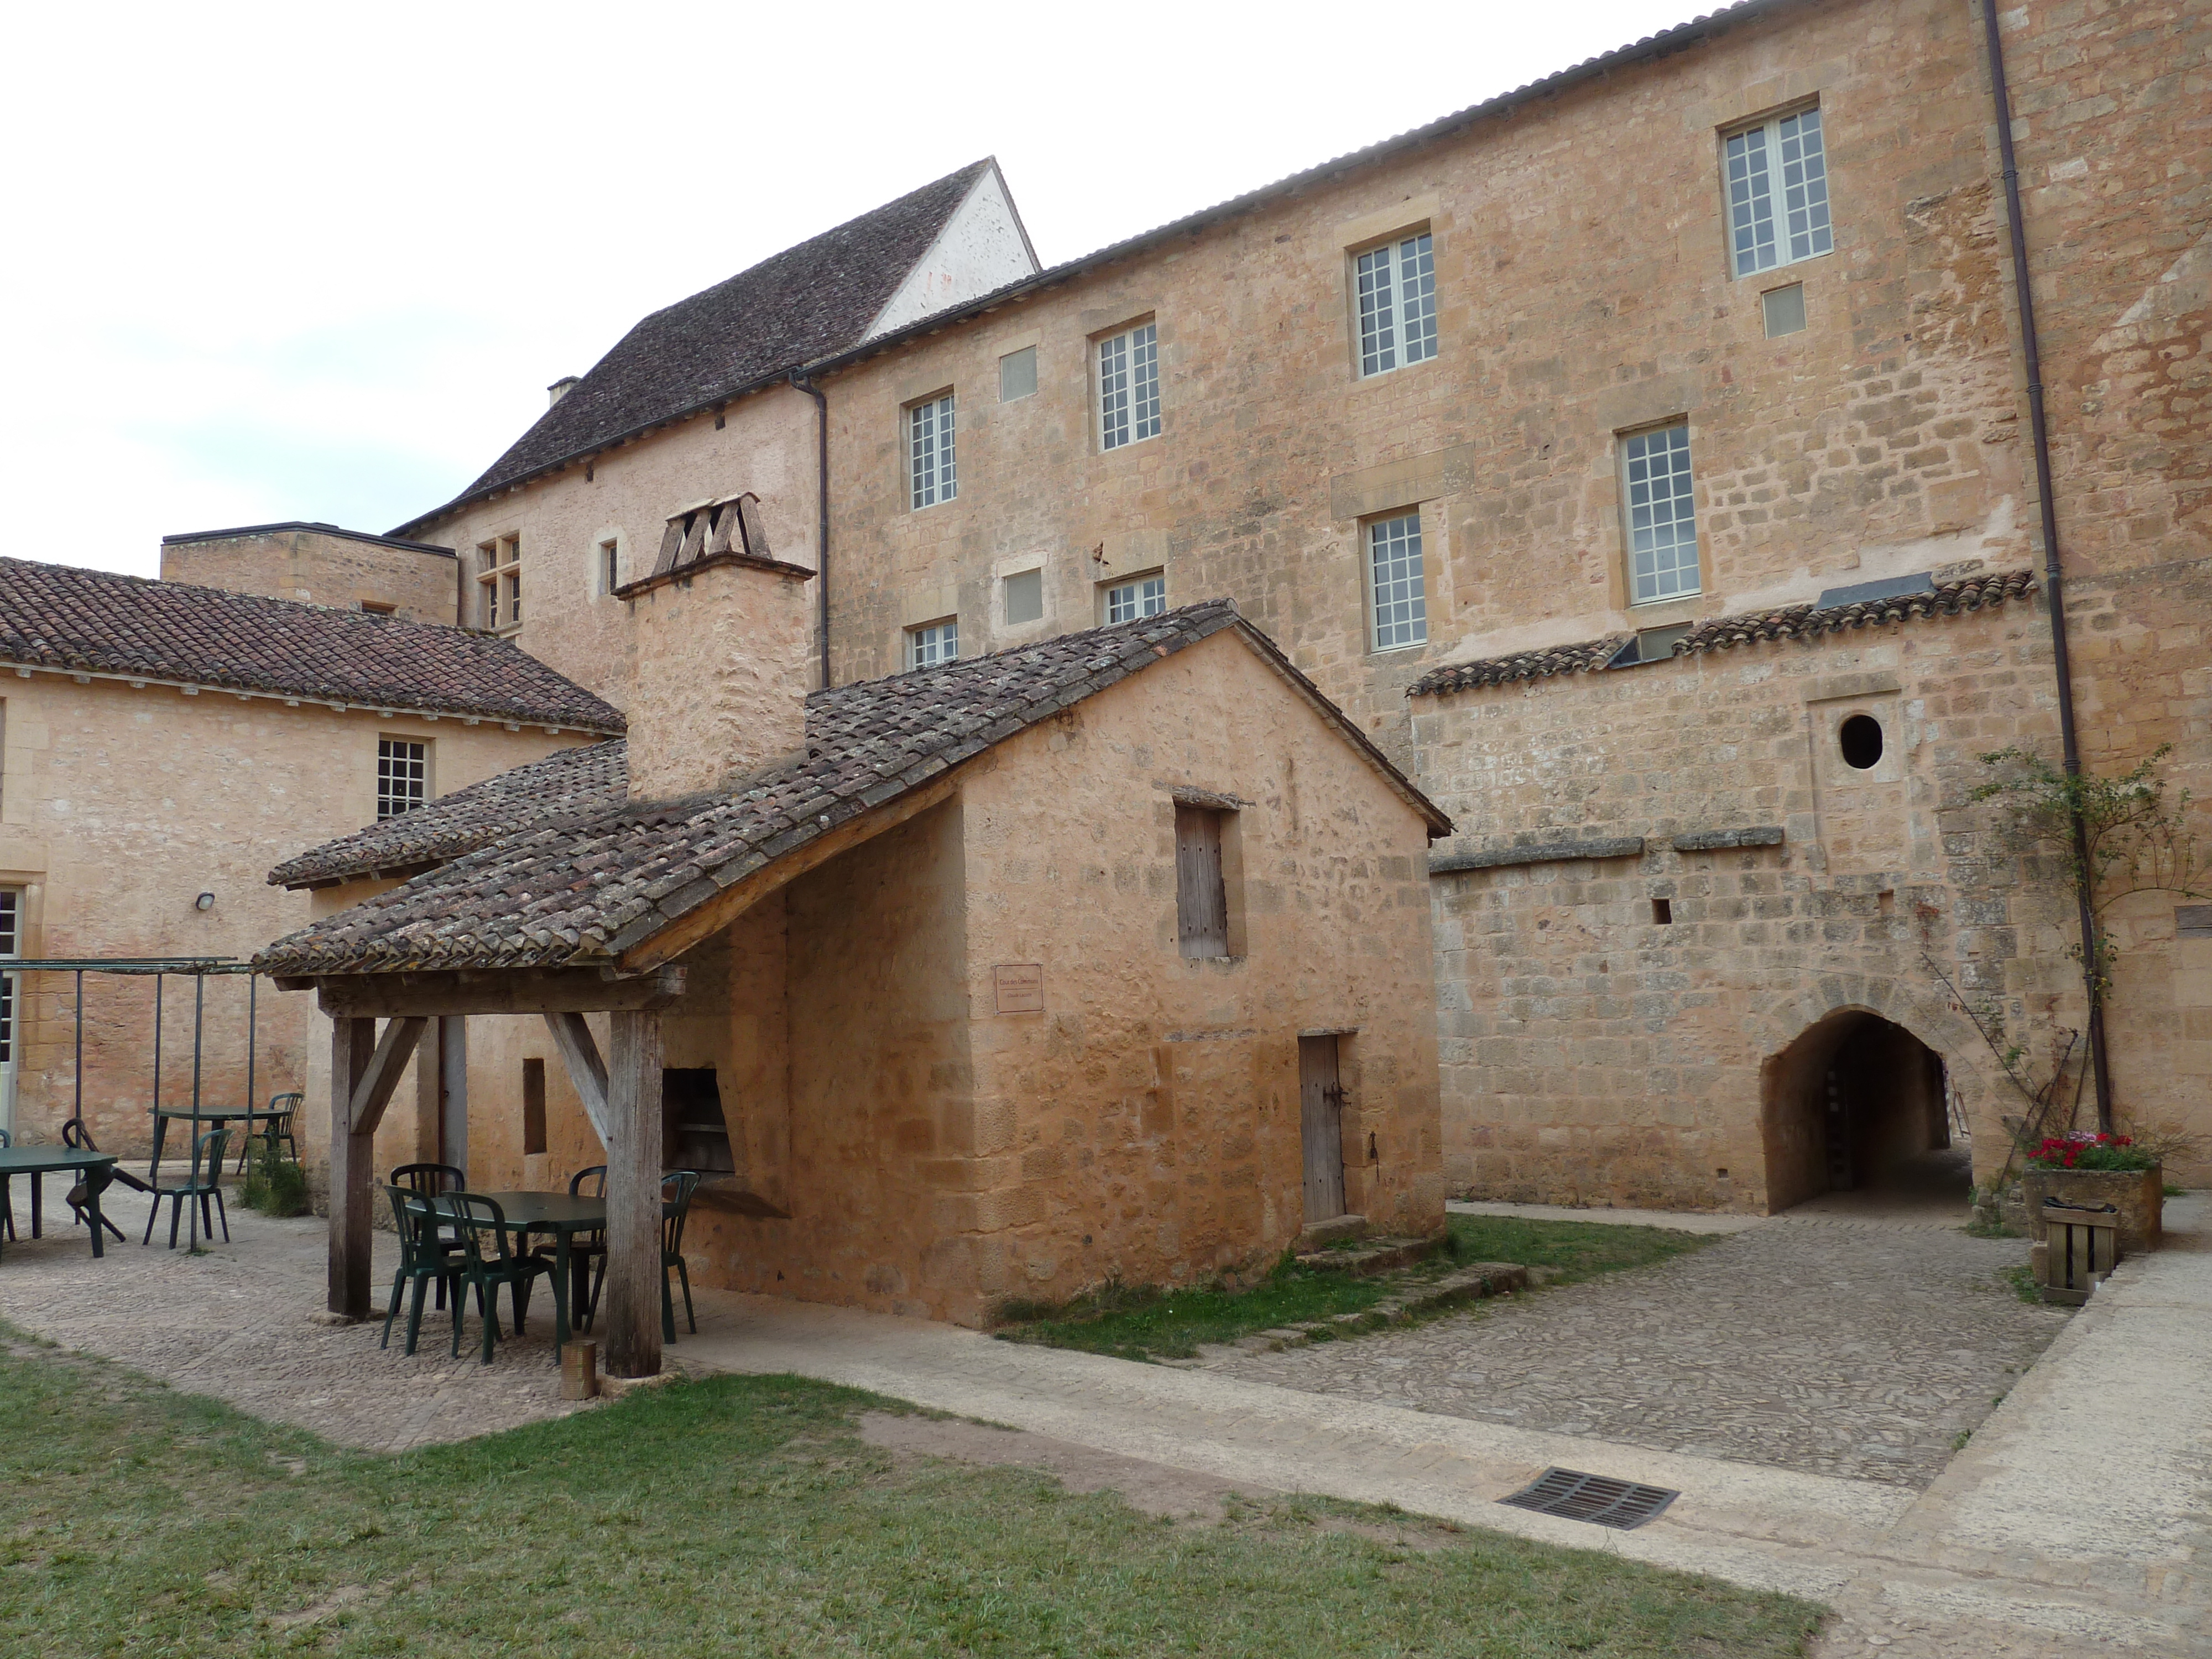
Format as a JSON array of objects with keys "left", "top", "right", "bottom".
[
  {"left": 0, "top": 554, "right": 620, "bottom": 1151},
  {"left": 272, "top": 0, "right": 2209, "bottom": 1212}
]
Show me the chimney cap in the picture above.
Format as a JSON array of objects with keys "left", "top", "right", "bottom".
[{"left": 547, "top": 375, "right": 582, "bottom": 406}]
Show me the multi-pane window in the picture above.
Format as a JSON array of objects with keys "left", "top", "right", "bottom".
[
  {"left": 1097, "top": 322, "right": 1160, "bottom": 451},
  {"left": 907, "top": 619, "right": 958, "bottom": 670},
  {"left": 1106, "top": 573, "right": 1166, "bottom": 624},
  {"left": 1367, "top": 512, "right": 1427, "bottom": 651},
  {"left": 377, "top": 738, "right": 428, "bottom": 820},
  {"left": 476, "top": 534, "right": 521, "bottom": 629},
  {"left": 1725, "top": 106, "right": 1833, "bottom": 278},
  {"left": 0, "top": 888, "right": 17, "bottom": 1071},
  {"left": 909, "top": 393, "right": 957, "bottom": 509},
  {"left": 1622, "top": 424, "right": 1701, "bottom": 603},
  {"left": 1355, "top": 232, "right": 1438, "bottom": 377}
]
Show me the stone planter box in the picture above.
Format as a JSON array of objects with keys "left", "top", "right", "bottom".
[{"left": 2023, "top": 1164, "right": 2163, "bottom": 1256}]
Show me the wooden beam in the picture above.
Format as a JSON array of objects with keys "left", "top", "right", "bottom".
[
  {"left": 619, "top": 775, "right": 958, "bottom": 973},
  {"left": 302, "top": 964, "right": 686, "bottom": 1019},
  {"left": 601, "top": 1009, "right": 665, "bottom": 1379},
  {"left": 327, "top": 1016, "right": 378, "bottom": 1319},
  {"left": 347, "top": 1016, "right": 426, "bottom": 1140},
  {"left": 541, "top": 1011, "right": 612, "bottom": 1146}
]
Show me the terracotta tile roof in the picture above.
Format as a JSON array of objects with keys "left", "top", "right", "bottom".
[
  {"left": 1407, "top": 569, "right": 2037, "bottom": 698},
  {"left": 0, "top": 556, "right": 625, "bottom": 732},
  {"left": 269, "top": 739, "right": 628, "bottom": 889},
  {"left": 401, "top": 162, "right": 994, "bottom": 529},
  {"left": 256, "top": 601, "right": 1448, "bottom": 977}
]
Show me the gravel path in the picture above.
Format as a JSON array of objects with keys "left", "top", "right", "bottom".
[{"left": 1203, "top": 1214, "right": 2071, "bottom": 1486}]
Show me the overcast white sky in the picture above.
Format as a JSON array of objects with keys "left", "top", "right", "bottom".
[{"left": 0, "top": 1, "right": 1713, "bottom": 577}]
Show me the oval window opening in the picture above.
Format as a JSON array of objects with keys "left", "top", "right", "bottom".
[{"left": 1839, "top": 713, "right": 1885, "bottom": 770}]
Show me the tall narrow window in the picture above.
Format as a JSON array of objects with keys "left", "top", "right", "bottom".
[
  {"left": 909, "top": 393, "right": 956, "bottom": 509},
  {"left": 1367, "top": 512, "right": 1427, "bottom": 651},
  {"left": 1175, "top": 805, "right": 1229, "bottom": 959},
  {"left": 475, "top": 534, "right": 521, "bottom": 628},
  {"left": 1097, "top": 322, "right": 1160, "bottom": 450},
  {"left": 1105, "top": 572, "right": 1166, "bottom": 623},
  {"left": 521, "top": 1057, "right": 546, "bottom": 1156},
  {"left": 1725, "top": 106, "right": 1833, "bottom": 278},
  {"left": 907, "top": 619, "right": 958, "bottom": 669},
  {"left": 1355, "top": 231, "right": 1438, "bottom": 377},
  {"left": 1622, "top": 423, "right": 1701, "bottom": 603},
  {"left": 377, "top": 738, "right": 428, "bottom": 820},
  {"left": 601, "top": 539, "right": 620, "bottom": 594},
  {"left": 0, "top": 888, "right": 18, "bottom": 1079}
]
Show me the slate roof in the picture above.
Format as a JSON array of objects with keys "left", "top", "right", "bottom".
[
  {"left": 400, "top": 161, "right": 995, "bottom": 529},
  {"left": 270, "top": 739, "right": 628, "bottom": 889},
  {"left": 1407, "top": 570, "right": 2038, "bottom": 698},
  {"left": 0, "top": 556, "right": 625, "bottom": 731},
  {"left": 257, "top": 601, "right": 1449, "bottom": 977}
]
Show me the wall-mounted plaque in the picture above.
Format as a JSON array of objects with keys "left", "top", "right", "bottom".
[{"left": 993, "top": 963, "right": 1045, "bottom": 1013}]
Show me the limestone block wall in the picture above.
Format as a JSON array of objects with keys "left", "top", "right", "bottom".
[
  {"left": 1413, "top": 596, "right": 2085, "bottom": 1208},
  {"left": 160, "top": 527, "right": 459, "bottom": 624},
  {"left": 5, "top": 675, "right": 576, "bottom": 1154},
  {"left": 407, "top": 383, "right": 822, "bottom": 707}
]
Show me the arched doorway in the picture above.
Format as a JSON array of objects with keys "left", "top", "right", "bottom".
[{"left": 1761, "top": 1009, "right": 1965, "bottom": 1214}]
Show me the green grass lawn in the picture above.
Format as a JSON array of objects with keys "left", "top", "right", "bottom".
[
  {"left": 995, "top": 1216, "right": 1719, "bottom": 1362},
  {"left": 0, "top": 1329, "right": 1820, "bottom": 1658}
]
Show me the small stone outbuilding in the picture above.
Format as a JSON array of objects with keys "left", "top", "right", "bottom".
[{"left": 260, "top": 581, "right": 1450, "bottom": 1355}]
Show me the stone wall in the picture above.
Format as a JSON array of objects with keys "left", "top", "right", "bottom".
[{"left": 160, "top": 526, "right": 459, "bottom": 624}]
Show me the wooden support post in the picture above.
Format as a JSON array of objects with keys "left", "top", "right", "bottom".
[
  {"left": 542, "top": 1011, "right": 612, "bottom": 1147},
  {"left": 327, "top": 1016, "right": 377, "bottom": 1318},
  {"left": 326, "top": 1014, "right": 428, "bottom": 1320},
  {"left": 601, "top": 1008, "right": 665, "bottom": 1378}
]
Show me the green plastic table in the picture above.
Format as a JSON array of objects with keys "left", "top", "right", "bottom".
[
  {"left": 148, "top": 1103, "right": 291, "bottom": 1175},
  {"left": 415, "top": 1191, "right": 646, "bottom": 1357},
  {"left": 0, "top": 1147, "right": 118, "bottom": 1263}
]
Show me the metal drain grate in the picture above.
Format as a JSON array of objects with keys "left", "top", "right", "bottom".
[{"left": 1498, "top": 1467, "right": 1679, "bottom": 1530}]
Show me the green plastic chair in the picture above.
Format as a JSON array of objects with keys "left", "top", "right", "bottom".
[
  {"left": 584, "top": 1170, "right": 702, "bottom": 1340},
  {"left": 62, "top": 1119, "right": 150, "bottom": 1243},
  {"left": 534, "top": 1165, "right": 606, "bottom": 1331},
  {"left": 238, "top": 1091, "right": 305, "bottom": 1173},
  {"left": 445, "top": 1192, "right": 551, "bottom": 1365},
  {"left": 379, "top": 1185, "right": 465, "bottom": 1357},
  {"left": 391, "top": 1163, "right": 468, "bottom": 1307},
  {"left": 143, "top": 1126, "right": 232, "bottom": 1249}
]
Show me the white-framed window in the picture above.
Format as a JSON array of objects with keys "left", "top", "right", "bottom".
[
  {"left": 475, "top": 534, "right": 521, "bottom": 629},
  {"left": 0, "top": 887, "right": 18, "bottom": 1071},
  {"left": 377, "top": 738, "right": 429, "bottom": 820},
  {"left": 1621, "top": 422, "right": 1701, "bottom": 603},
  {"left": 908, "top": 393, "right": 956, "bottom": 509},
  {"left": 1354, "top": 231, "right": 1438, "bottom": 377},
  {"left": 1367, "top": 512, "right": 1427, "bottom": 651},
  {"left": 907, "top": 618, "right": 958, "bottom": 669},
  {"left": 1105, "top": 572, "right": 1166, "bottom": 623},
  {"left": 1097, "top": 322, "right": 1160, "bottom": 451},
  {"left": 1725, "top": 105, "right": 1833, "bottom": 278}
]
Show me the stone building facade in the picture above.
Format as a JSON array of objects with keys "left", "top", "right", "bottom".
[{"left": 363, "top": 0, "right": 2209, "bottom": 1206}]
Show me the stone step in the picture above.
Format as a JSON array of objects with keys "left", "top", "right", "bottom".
[{"left": 1293, "top": 1233, "right": 1444, "bottom": 1277}]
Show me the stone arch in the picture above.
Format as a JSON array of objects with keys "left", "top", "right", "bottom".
[{"left": 1752, "top": 974, "right": 2000, "bottom": 1213}]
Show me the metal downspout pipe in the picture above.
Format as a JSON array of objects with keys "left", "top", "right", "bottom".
[
  {"left": 1977, "top": 0, "right": 2114, "bottom": 1130},
  {"left": 789, "top": 372, "right": 831, "bottom": 691}
]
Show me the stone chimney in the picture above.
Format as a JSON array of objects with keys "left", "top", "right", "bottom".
[
  {"left": 547, "top": 375, "right": 581, "bottom": 406},
  {"left": 622, "top": 505, "right": 815, "bottom": 801}
]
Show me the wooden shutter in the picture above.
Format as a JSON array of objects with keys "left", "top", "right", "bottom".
[{"left": 1175, "top": 805, "right": 1228, "bottom": 958}]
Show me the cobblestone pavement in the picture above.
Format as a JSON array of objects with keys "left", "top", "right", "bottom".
[
  {"left": 0, "top": 1185, "right": 591, "bottom": 1451},
  {"left": 1203, "top": 1213, "right": 2071, "bottom": 1487}
]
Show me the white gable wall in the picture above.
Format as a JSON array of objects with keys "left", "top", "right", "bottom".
[{"left": 865, "top": 164, "right": 1039, "bottom": 340}]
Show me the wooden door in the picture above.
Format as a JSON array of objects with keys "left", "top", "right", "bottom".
[{"left": 1299, "top": 1035, "right": 1345, "bottom": 1223}]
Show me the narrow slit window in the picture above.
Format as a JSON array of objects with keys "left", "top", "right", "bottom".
[
  {"left": 1355, "top": 232, "right": 1438, "bottom": 377},
  {"left": 907, "top": 619, "right": 958, "bottom": 670},
  {"left": 909, "top": 393, "right": 957, "bottom": 509},
  {"left": 521, "top": 1057, "right": 546, "bottom": 1156},
  {"left": 1106, "top": 572, "right": 1166, "bottom": 624},
  {"left": 601, "top": 539, "right": 620, "bottom": 594},
  {"left": 1175, "top": 805, "right": 1229, "bottom": 959},
  {"left": 376, "top": 739, "right": 428, "bottom": 820},
  {"left": 1726, "top": 106, "right": 1833, "bottom": 278},
  {"left": 1098, "top": 323, "right": 1160, "bottom": 450},
  {"left": 1368, "top": 512, "right": 1428, "bottom": 651},
  {"left": 1622, "top": 424, "right": 1700, "bottom": 604}
]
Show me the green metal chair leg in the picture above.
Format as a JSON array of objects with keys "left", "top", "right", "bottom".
[{"left": 380, "top": 1269, "right": 408, "bottom": 1350}]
